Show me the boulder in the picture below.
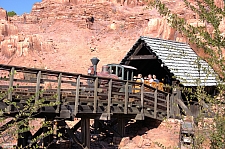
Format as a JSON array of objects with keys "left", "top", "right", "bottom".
[{"left": 119, "top": 137, "right": 130, "bottom": 147}]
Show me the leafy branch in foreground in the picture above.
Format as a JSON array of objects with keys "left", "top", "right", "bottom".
[
  {"left": 0, "top": 86, "right": 60, "bottom": 148},
  {"left": 150, "top": 0, "right": 225, "bottom": 78},
  {"left": 149, "top": 0, "right": 225, "bottom": 148}
]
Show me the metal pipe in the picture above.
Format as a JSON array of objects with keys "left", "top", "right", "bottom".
[
  {"left": 93, "top": 65, "right": 97, "bottom": 75},
  {"left": 90, "top": 57, "right": 100, "bottom": 76}
]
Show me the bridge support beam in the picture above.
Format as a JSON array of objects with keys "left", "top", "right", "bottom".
[
  {"left": 17, "top": 124, "right": 32, "bottom": 148},
  {"left": 42, "top": 119, "right": 54, "bottom": 148},
  {"left": 117, "top": 117, "right": 125, "bottom": 137},
  {"left": 94, "top": 119, "right": 100, "bottom": 134},
  {"left": 81, "top": 118, "right": 90, "bottom": 149}
]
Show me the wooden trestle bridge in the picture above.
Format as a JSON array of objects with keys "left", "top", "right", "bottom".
[{"left": 0, "top": 64, "right": 190, "bottom": 148}]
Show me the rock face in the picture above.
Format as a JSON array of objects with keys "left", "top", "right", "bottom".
[
  {"left": 0, "top": 34, "right": 56, "bottom": 58},
  {"left": 0, "top": 8, "right": 7, "bottom": 21},
  {"left": 42, "top": 0, "right": 152, "bottom": 6},
  {"left": 0, "top": 0, "right": 224, "bottom": 71}
]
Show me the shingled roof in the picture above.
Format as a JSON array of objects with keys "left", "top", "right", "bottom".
[{"left": 120, "top": 36, "right": 218, "bottom": 87}]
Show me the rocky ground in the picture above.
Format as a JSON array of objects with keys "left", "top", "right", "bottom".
[
  {"left": 67, "top": 118, "right": 181, "bottom": 149},
  {"left": 0, "top": 118, "right": 180, "bottom": 149}
]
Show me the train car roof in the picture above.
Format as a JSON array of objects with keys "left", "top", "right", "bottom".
[{"left": 107, "top": 64, "right": 137, "bottom": 70}]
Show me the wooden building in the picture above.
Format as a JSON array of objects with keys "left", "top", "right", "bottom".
[{"left": 120, "top": 36, "right": 219, "bottom": 116}]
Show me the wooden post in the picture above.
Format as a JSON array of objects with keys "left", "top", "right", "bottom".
[
  {"left": 154, "top": 89, "right": 158, "bottom": 118},
  {"left": 117, "top": 117, "right": 125, "bottom": 137},
  {"left": 173, "top": 89, "right": 180, "bottom": 118},
  {"left": 74, "top": 75, "right": 80, "bottom": 116},
  {"left": 7, "top": 67, "right": 14, "bottom": 112},
  {"left": 93, "top": 77, "right": 99, "bottom": 134},
  {"left": 124, "top": 81, "right": 128, "bottom": 114},
  {"left": 170, "top": 93, "right": 175, "bottom": 118},
  {"left": 42, "top": 119, "right": 53, "bottom": 148},
  {"left": 93, "top": 77, "right": 98, "bottom": 113},
  {"left": 166, "top": 94, "right": 170, "bottom": 119},
  {"left": 35, "top": 71, "right": 41, "bottom": 104},
  {"left": 141, "top": 83, "right": 144, "bottom": 116},
  {"left": 107, "top": 79, "right": 112, "bottom": 117},
  {"left": 17, "top": 124, "right": 30, "bottom": 147},
  {"left": 81, "top": 118, "right": 90, "bottom": 148},
  {"left": 56, "top": 73, "right": 62, "bottom": 113}
]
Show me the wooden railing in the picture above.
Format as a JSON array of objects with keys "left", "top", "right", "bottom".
[{"left": 0, "top": 64, "right": 173, "bottom": 120}]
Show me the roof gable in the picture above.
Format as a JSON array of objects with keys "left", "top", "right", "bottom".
[{"left": 120, "top": 36, "right": 218, "bottom": 87}]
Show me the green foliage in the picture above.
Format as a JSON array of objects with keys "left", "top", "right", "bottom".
[
  {"left": 150, "top": 0, "right": 225, "bottom": 148},
  {"left": 7, "top": 11, "right": 17, "bottom": 17},
  {"left": 0, "top": 74, "right": 60, "bottom": 148},
  {"left": 210, "top": 115, "right": 225, "bottom": 149}
]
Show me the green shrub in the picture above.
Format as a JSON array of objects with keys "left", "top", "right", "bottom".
[{"left": 7, "top": 11, "right": 17, "bottom": 17}]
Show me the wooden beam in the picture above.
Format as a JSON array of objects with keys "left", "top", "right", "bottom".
[
  {"left": 177, "top": 98, "right": 192, "bottom": 116},
  {"left": 170, "top": 93, "right": 175, "bottom": 118},
  {"left": 166, "top": 94, "right": 170, "bottom": 119},
  {"left": 125, "top": 42, "right": 144, "bottom": 65},
  {"left": 173, "top": 90, "right": 181, "bottom": 118},
  {"left": 60, "top": 121, "right": 83, "bottom": 147},
  {"left": 154, "top": 89, "right": 158, "bottom": 118},
  {"left": 35, "top": 71, "right": 41, "bottom": 104},
  {"left": 7, "top": 67, "right": 14, "bottom": 112},
  {"left": 141, "top": 83, "right": 144, "bottom": 116},
  {"left": 117, "top": 117, "right": 125, "bottom": 137},
  {"left": 107, "top": 79, "right": 112, "bottom": 117},
  {"left": 56, "top": 73, "right": 62, "bottom": 113},
  {"left": 129, "top": 55, "right": 156, "bottom": 60},
  {"left": 81, "top": 118, "right": 90, "bottom": 148},
  {"left": 0, "top": 119, "right": 15, "bottom": 133},
  {"left": 93, "top": 77, "right": 98, "bottom": 113},
  {"left": 124, "top": 81, "right": 128, "bottom": 114},
  {"left": 74, "top": 75, "right": 80, "bottom": 116}
]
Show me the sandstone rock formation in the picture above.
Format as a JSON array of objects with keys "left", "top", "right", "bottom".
[
  {"left": 0, "top": 8, "right": 7, "bottom": 21},
  {"left": 0, "top": 0, "right": 224, "bottom": 71},
  {"left": 42, "top": 0, "right": 153, "bottom": 6}
]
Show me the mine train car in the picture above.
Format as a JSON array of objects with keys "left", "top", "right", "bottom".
[
  {"left": 88, "top": 64, "right": 166, "bottom": 92},
  {"left": 106, "top": 64, "right": 137, "bottom": 81},
  {"left": 87, "top": 64, "right": 137, "bottom": 92},
  {"left": 88, "top": 63, "right": 137, "bottom": 81}
]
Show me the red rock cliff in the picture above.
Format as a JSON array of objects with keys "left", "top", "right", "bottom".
[{"left": 0, "top": 0, "right": 224, "bottom": 73}]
